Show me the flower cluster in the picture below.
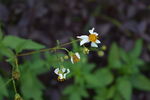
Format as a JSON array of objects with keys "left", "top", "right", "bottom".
[{"left": 54, "top": 28, "right": 101, "bottom": 81}]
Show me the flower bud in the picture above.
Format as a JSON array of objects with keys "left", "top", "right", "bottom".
[
  {"left": 14, "top": 93, "right": 23, "bottom": 100},
  {"left": 12, "top": 70, "right": 20, "bottom": 80},
  {"left": 101, "top": 45, "right": 107, "bottom": 51},
  {"left": 64, "top": 55, "right": 69, "bottom": 59},
  {"left": 98, "top": 51, "right": 104, "bottom": 57},
  {"left": 83, "top": 47, "right": 89, "bottom": 54}
]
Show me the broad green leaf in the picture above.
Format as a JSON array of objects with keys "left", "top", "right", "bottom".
[
  {"left": 113, "top": 94, "right": 122, "bottom": 100},
  {"left": 93, "top": 68, "right": 114, "bottom": 88},
  {"left": 2, "top": 35, "right": 45, "bottom": 53},
  {"left": 94, "top": 86, "right": 116, "bottom": 100},
  {"left": 63, "top": 85, "right": 88, "bottom": 100},
  {"left": 69, "top": 92, "right": 81, "bottom": 100},
  {"left": 107, "top": 86, "right": 116, "bottom": 99},
  {"left": 94, "top": 88, "right": 108, "bottom": 100},
  {"left": 117, "top": 77, "right": 132, "bottom": 100},
  {"left": 0, "top": 77, "right": 8, "bottom": 99},
  {"left": 0, "top": 46, "right": 15, "bottom": 58},
  {"left": 108, "top": 43, "right": 121, "bottom": 69},
  {"left": 85, "top": 74, "right": 101, "bottom": 88},
  {"left": 131, "top": 74, "right": 150, "bottom": 91},
  {"left": 0, "top": 45, "right": 15, "bottom": 64},
  {"left": 20, "top": 71, "right": 44, "bottom": 100},
  {"left": 120, "top": 48, "right": 129, "bottom": 63},
  {"left": 130, "top": 39, "right": 143, "bottom": 58}
]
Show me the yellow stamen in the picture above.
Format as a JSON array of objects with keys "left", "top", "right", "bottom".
[
  {"left": 57, "top": 76, "right": 65, "bottom": 82},
  {"left": 88, "top": 34, "right": 97, "bottom": 42}
]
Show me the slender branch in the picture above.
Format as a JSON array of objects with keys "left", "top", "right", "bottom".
[
  {"left": 17, "top": 39, "right": 80, "bottom": 57},
  {"left": 12, "top": 79, "right": 17, "bottom": 93},
  {"left": 15, "top": 57, "right": 19, "bottom": 70}
]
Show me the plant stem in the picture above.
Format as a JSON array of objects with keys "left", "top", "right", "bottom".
[
  {"left": 17, "top": 39, "right": 80, "bottom": 57},
  {"left": 12, "top": 79, "right": 17, "bottom": 93}
]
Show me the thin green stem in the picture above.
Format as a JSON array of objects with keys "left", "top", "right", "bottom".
[
  {"left": 17, "top": 39, "right": 80, "bottom": 57},
  {"left": 15, "top": 57, "right": 19, "bottom": 71},
  {"left": 12, "top": 79, "right": 17, "bottom": 93},
  {"left": 59, "top": 48, "right": 70, "bottom": 54}
]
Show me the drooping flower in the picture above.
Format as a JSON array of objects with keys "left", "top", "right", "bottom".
[
  {"left": 77, "top": 28, "right": 101, "bottom": 47},
  {"left": 54, "top": 68, "right": 70, "bottom": 81},
  {"left": 70, "top": 52, "right": 80, "bottom": 64}
]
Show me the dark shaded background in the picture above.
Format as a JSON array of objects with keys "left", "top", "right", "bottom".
[{"left": 0, "top": 0, "right": 150, "bottom": 100}]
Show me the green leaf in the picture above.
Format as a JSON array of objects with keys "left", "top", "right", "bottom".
[
  {"left": 113, "top": 94, "right": 122, "bottom": 100},
  {"left": 93, "top": 68, "right": 114, "bottom": 88},
  {"left": 108, "top": 43, "right": 121, "bottom": 69},
  {"left": 63, "top": 85, "right": 88, "bottom": 100},
  {"left": 107, "top": 86, "right": 116, "bottom": 99},
  {"left": 120, "top": 48, "right": 129, "bottom": 63},
  {"left": 94, "top": 88, "right": 108, "bottom": 100},
  {"left": 0, "top": 77, "right": 8, "bottom": 99},
  {"left": 85, "top": 74, "right": 101, "bottom": 88},
  {"left": 131, "top": 74, "right": 150, "bottom": 91},
  {"left": 130, "top": 39, "right": 143, "bottom": 58},
  {"left": 0, "top": 46, "right": 15, "bottom": 58},
  {"left": 2, "top": 35, "right": 45, "bottom": 53},
  {"left": 117, "top": 77, "right": 132, "bottom": 100},
  {"left": 20, "top": 71, "right": 45, "bottom": 100}
]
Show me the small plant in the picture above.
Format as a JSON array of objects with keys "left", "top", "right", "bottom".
[{"left": 0, "top": 26, "right": 104, "bottom": 100}]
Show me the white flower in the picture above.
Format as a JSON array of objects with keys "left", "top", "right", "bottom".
[
  {"left": 54, "top": 68, "right": 70, "bottom": 81},
  {"left": 77, "top": 28, "right": 101, "bottom": 47},
  {"left": 70, "top": 52, "right": 80, "bottom": 64}
]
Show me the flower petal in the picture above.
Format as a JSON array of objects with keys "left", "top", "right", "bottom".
[
  {"left": 66, "top": 69, "right": 70, "bottom": 74},
  {"left": 64, "top": 69, "right": 70, "bottom": 78},
  {"left": 93, "top": 32, "right": 98, "bottom": 36},
  {"left": 89, "top": 28, "right": 95, "bottom": 34},
  {"left": 62, "top": 68, "right": 66, "bottom": 73},
  {"left": 77, "top": 35, "right": 88, "bottom": 39},
  {"left": 91, "top": 42, "right": 98, "bottom": 47},
  {"left": 58, "top": 74, "right": 63, "bottom": 79},
  {"left": 71, "top": 57, "right": 74, "bottom": 64},
  {"left": 54, "top": 68, "right": 59, "bottom": 75},
  {"left": 96, "top": 40, "right": 101, "bottom": 44},
  {"left": 75, "top": 52, "right": 80, "bottom": 59},
  {"left": 80, "top": 38, "right": 89, "bottom": 46}
]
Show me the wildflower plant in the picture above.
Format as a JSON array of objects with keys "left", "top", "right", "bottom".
[
  {"left": 1, "top": 24, "right": 150, "bottom": 100},
  {"left": 0, "top": 27, "right": 104, "bottom": 100}
]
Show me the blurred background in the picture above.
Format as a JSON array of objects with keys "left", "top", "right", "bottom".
[{"left": 0, "top": 0, "right": 150, "bottom": 100}]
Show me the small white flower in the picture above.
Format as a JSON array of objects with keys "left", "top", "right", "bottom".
[
  {"left": 54, "top": 68, "right": 70, "bottom": 81},
  {"left": 77, "top": 28, "right": 101, "bottom": 47},
  {"left": 70, "top": 52, "right": 80, "bottom": 64}
]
